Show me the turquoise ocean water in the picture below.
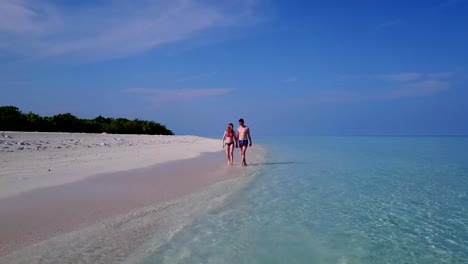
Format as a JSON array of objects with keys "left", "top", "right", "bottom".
[{"left": 140, "top": 136, "right": 468, "bottom": 263}]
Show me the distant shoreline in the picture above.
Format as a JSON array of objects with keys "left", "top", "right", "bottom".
[{"left": 0, "top": 106, "right": 174, "bottom": 135}]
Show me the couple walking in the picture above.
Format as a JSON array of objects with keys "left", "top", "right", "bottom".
[{"left": 222, "top": 118, "right": 252, "bottom": 166}]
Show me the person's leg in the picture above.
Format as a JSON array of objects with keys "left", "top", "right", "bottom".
[
  {"left": 227, "top": 144, "right": 234, "bottom": 165},
  {"left": 239, "top": 145, "right": 244, "bottom": 165},
  {"left": 225, "top": 144, "right": 230, "bottom": 165},
  {"left": 241, "top": 145, "right": 247, "bottom": 166},
  {"left": 243, "top": 145, "right": 248, "bottom": 166},
  {"left": 229, "top": 144, "right": 234, "bottom": 165}
]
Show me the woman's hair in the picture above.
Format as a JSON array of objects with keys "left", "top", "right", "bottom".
[{"left": 226, "top": 123, "right": 234, "bottom": 132}]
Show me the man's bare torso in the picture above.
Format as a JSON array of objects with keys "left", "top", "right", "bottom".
[{"left": 237, "top": 126, "right": 249, "bottom": 140}]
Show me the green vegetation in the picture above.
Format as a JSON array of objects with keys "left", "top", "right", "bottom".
[{"left": 0, "top": 106, "right": 174, "bottom": 135}]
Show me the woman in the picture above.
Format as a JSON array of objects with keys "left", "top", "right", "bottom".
[{"left": 222, "top": 123, "right": 238, "bottom": 165}]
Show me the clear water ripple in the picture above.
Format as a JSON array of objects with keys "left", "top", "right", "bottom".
[{"left": 139, "top": 136, "right": 468, "bottom": 264}]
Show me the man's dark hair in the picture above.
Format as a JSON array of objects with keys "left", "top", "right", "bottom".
[{"left": 239, "top": 118, "right": 244, "bottom": 123}]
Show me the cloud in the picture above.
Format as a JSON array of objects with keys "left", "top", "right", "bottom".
[
  {"left": 381, "top": 71, "right": 454, "bottom": 82},
  {"left": 427, "top": 72, "right": 453, "bottom": 79},
  {"left": 382, "top": 72, "right": 423, "bottom": 82},
  {"left": 126, "top": 87, "right": 233, "bottom": 102},
  {"left": 175, "top": 71, "right": 218, "bottom": 83},
  {"left": 0, "top": 0, "right": 63, "bottom": 35},
  {"left": 380, "top": 80, "right": 449, "bottom": 99},
  {"left": 295, "top": 71, "right": 455, "bottom": 105},
  {"left": 376, "top": 19, "right": 401, "bottom": 30},
  {"left": 283, "top": 76, "right": 299, "bottom": 83},
  {"left": 0, "top": 0, "right": 258, "bottom": 61},
  {"left": 301, "top": 80, "right": 449, "bottom": 105}
]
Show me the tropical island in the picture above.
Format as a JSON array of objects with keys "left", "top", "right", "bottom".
[{"left": 0, "top": 106, "right": 174, "bottom": 135}]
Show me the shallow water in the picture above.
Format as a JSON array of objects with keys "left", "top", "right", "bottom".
[
  {"left": 139, "top": 136, "right": 468, "bottom": 263},
  {"left": 0, "top": 151, "right": 260, "bottom": 264}
]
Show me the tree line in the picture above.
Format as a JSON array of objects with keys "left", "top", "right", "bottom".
[{"left": 0, "top": 106, "right": 174, "bottom": 135}]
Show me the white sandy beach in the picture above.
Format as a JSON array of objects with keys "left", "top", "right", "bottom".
[
  {"left": 0, "top": 131, "right": 264, "bottom": 263},
  {"left": 0, "top": 131, "right": 221, "bottom": 200}
]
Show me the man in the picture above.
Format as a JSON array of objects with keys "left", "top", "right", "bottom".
[{"left": 237, "top": 118, "right": 252, "bottom": 166}]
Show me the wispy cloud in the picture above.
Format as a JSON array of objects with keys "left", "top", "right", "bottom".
[
  {"left": 381, "top": 72, "right": 423, "bottom": 81},
  {"left": 427, "top": 72, "right": 453, "bottom": 79},
  {"left": 126, "top": 87, "right": 233, "bottom": 102},
  {"left": 0, "top": 0, "right": 258, "bottom": 61},
  {"left": 0, "top": 0, "right": 65, "bottom": 34},
  {"left": 295, "top": 71, "right": 453, "bottom": 105},
  {"left": 376, "top": 19, "right": 401, "bottom": 30},
  {"left": 283, "top": 76, "right": 299, "bottom": 83},
  {"left": 381, "top": 72, "right": 453, "bottom": 82},
  {"left": 175, "top": 71, "right": 218, "bottom": 83},
  {"left": 300, "top": 80, "right": 449, "bottom": 105}
]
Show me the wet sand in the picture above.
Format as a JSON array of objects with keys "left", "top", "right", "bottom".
[{"left": 0, "top": 151, "right": 246, "bottom": 257}]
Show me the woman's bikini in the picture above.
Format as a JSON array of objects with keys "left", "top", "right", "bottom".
[{"left": 225, "top": 131, "right": 235, "bottom": 146}]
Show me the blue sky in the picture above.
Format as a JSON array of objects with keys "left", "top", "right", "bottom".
[{"left": 1, "top": 0, "right": 467, "bottom": 136}]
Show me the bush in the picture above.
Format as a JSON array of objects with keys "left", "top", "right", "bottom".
[
  {"left": 0, "top": 106, "right": 25, "bottom": 131},
  {"left": 0, "top": 106, "right": 174, "bottom": 135}
]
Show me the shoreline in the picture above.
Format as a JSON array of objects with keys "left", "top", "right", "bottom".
[
  {"left": 0, "top": 170, "right": 261, "bottom": 264},
  {"left": 0, "top": 131, "right": 221, "bottom": 199},
  {"left": 0, "top": 131, "right": 266, "bottom": 262}
]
